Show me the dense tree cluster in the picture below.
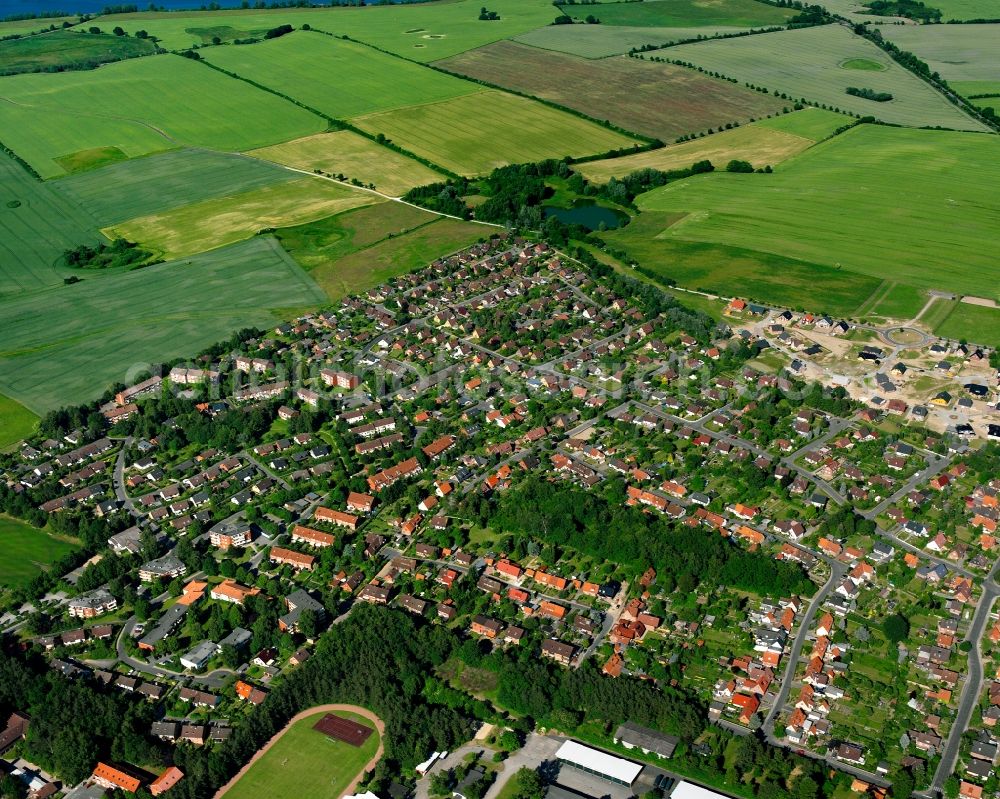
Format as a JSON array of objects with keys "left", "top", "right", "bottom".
[
  {"left": 63, "top": 238, "right": 152, "bottom": 270},
  {"left": 846, "top": 87, "right": 893, "bottom": 103}
]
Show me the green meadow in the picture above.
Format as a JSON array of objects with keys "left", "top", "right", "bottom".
[
  {"left": 512, "top": 24, "right": 749, "bottom": 58},
  {"left": 0, "top": 29, "right": 155, "bottom": 75},
  {"left": 204, "top": 31, "right": 480, "bottom": 119},
  {"left": 932, "top": 0, "right": 1000, "bottom": 20},
  {"left": 0, "top": 516, "right": 79, "bottom": 588},
  {"left": 603, "top": 125, "right": 1000, "bottom": 312},
  {"left": 880, "top": 24, "right": 999, "bottom": 84},
  {"left": 555, "top": 0, "right": 795, "bottom": 27},
  {"left": 935, "top": 302, "right": 1000, "bottom": 348},
  {"left": 0, "top": 394, "right": 39, "bottom": 449},
  {"left": 0, "top": 53, "right": 324, "bottom": 177}
]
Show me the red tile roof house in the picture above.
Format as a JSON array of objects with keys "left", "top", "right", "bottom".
[
  {"left": 313, "top": 507, "right": 359, "bottom": 531},
  {"left": 91, "top": 762, "right": 144, "bottom": 793}
]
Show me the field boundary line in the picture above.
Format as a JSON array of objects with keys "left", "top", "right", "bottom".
[{"left": 213, "top": 704, "right": 385, "bottom": 799}]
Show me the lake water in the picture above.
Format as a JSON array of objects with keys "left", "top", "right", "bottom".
[
  {"left": 543, "top": 203, "right": 626, "bottom": 231},
  {"left": 2, "top": 0, "right": 395, "bottom": 20}
]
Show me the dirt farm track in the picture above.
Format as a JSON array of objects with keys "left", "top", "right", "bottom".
[{"left": 213, "top": 704, "right": 386, "bottom": 799}]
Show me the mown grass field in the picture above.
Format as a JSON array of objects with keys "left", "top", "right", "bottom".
[
  {"left": 436, "top": 41, "right": 785, "bottom": 143},
  {"left": 0, "top": 516, "right": 79, "bottom": 588},
  {"left": 108, "top": 177, "right": 379, "bottom": 259},
  {"left": 935, "top": 302, "right": 1000, "bottom": 348},
  {"left": 222, "top": 709, "right": 379, "bottom": 799},
  {"left": 277, "top": 201, "right": 487, "bottom": 300},
  {"left": 0, "top": 53, "right": 324, "bottom": 177},
  {"left": 0, "top": 237, "right": 326, "bottom": 413},
  {"left": 0, "top": 151, "right": 101, "bottom": 294},
  {"left": 611, "top": 125, "right": 1000, "bottom": 305},
  {"left": 203, "top": 31, "right": 481, "bottom": 119},
  {"left": 53, "top": 148, "right": 297, "bottom": 226},
  {"left": 98, "top": 0, "right": 557, "bottom": 60},
  {"left": 880, "top": 24, "right": 999, "bottom": 84},
  {"left": 0, "top": 394, "right": 38, "bottom": 449},
  {"left": 512, "top": 23, "right": 748, "bottom": 58},
  {"left": 249, "top": 131, "right": 445, "bottom": 197},
  {"left": 555, "top": 0, "right": 795, "bottom": 27},
  {"left": 351, "top": 89, "right": 639, "bottom": 176},
  {"left": 663, "top": 24, "right": 988, "bottom": 131},
  {"left": 0, "top": 29, "right": 155, "bottom": 74}
]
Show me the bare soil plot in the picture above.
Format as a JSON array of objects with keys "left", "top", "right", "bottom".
[{"left": 435, "top": 41, "right": 786, "bottom": 143}]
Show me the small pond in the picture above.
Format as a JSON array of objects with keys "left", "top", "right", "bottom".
[{"left": 543, "top": 202, "right": 627, "bottom": 231}]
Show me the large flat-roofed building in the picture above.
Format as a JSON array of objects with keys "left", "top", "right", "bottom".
[
  {"left": 614, "top": 721, "right": 679, "bottom": 759},
  {"left": 671, "top": 781, "right": 732, "bottom": 799},
  {"left": 555, "top": 740, "right": 643, "bottom": 786}
]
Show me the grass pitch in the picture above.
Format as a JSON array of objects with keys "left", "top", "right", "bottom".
[
  {"left": 555, "top": 0, "right": 795, "bottom": 27},
  {"left": 512, "top": 24, "right": 750, "bottom": 58},
  {"left": 608, "top": 125, "right": 1000, "bottom": 307},
  {"left": 222, "top": 709, "right": 379, "bottom": 799},
  {"left": 0, "top": 238, "right": 326, "bottom": 413},
  {"left": 249, "top": 131, "right": 445, "bottom": 197},
  {"left": 436, "top": 42, "right": 786, "bottom": 143},
  {"left": 0, "top": 516, "right": 79, "bottom": 588},
  {"left": 662, "top": 24, "right": 988, "bottom": 131},
  {"left": 0, "top": 394, "right": 38, "bottom": 450},
  {"left": 0, "top": 53, "right": 325, "bottom": 177},
  {"left": 203, "top": 31, "right": 481, "bottom": 119},
  {"left": 0, "top": 29, "right": 155, "bottom": 75},
  {"left": 351, "top": 89, "right": 641, "bottom": 176},
  {"left": 107, "top": 177, "right": 379, "bottom": 259}
]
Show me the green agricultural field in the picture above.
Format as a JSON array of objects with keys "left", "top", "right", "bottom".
[
  {"left": 880, "top": 24, "right": 999, "bottom": 84},
  {"left": 662, "top": 24, "right": 988, "bottom": 131},
  {"left": 608, "top": 125, "right": 1000, "bottom": 307},
  {"left": 555, "top": 0, "right": 795, "bottom": 27},
  {"left": 437, "top": 41, "right": 785, "bottom": 143},
  {"left": 951, "top": 80, "right": 1000, "bottom": 99},
  {"left": 577, "top": 123, "right": 814, "bottom": 182},
  {"left": 0, "top": 16, "right": 81, "bottom": 36},
  {"left": 935, "top": 302, "right": 1000, "bottom": 348},
  {"left": 222, "top": 709, "right": 380, "bottom": 799},
  {"left": 277, "top": 201, "right": 487, "bottom": 300},
  {"left": 108, "top": 177, "right": 379, "bottom": 259},
  {"left": 0, "top": 394, "right": 38, "bottom": 449},
  {"left": 0, "top": 237, "right": 327, "bottom": 413},
  {"left": 932, "top": 0, "right": 1000, "bottom": 20},
  {"left": 861, "top": 283, "right": 927, "bottom": 322},
  {"left": 53, "top": 148, "right": 297, "bottom": 226},
  {"left": 351, "top": 89, "right": 640, "bottom": 176},
  {"left": 753, "top": 107, "right": 851, "bottom": 140},
  {"left": 0, "top": 151, "right": 101, "bottom": 294},
  {"left": 0, "top": 516, "right": 79, "bottom": 588},
  {"left": 0, "top": 29, "right": 155, "bottom": 75},
  {"left": 98, "top": 0, "right": 556, "bottom": 61},
  {"left": 249, "top": 131, "right": 445, "bottom": 197},
  {"left": 203, "top": 31, "right": 480, "bottom": 119},
  {"left": 512, "top": 23, "right": 749, "bottom": 58},
  {"left": 0, "top": 53, "right": 325, "bottom": 178}
]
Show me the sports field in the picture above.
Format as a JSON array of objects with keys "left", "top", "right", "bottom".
[
  {"left": 203, "top": 31, "right": 481, "bottom": 119},
  {"left": 353, "top": 89, "right": 642, "bottom": 175},
  {"left": 0, "top": 516, "right": 79, "bottom": 588},
  {"left": 107, "top": 177, "right": 379, "bottom": 259},
  {"left": 663, "top": 24, "right": 988, "bottom": 131},
  {"left": 0, "top": 29, "right": 155, "bottom": 74},
  {"left": 0, "top": 237, "right": 327, "bottom": 412},
  {"left": 249, "top": 132, "right": 445, "bottom": 197},
  {"left": 277, "top": 201, "right": 487, "bottom": 300},
  {"left": 436, "top": 42, "right": 785, "bottom": 143},
  {"left": 0, "top": 151, "right": 100, "bottom": 294},
  {"left": 0, "top": 53, "right": 324, "bottom": 178},
  {"left": 935, "top": 302, "right": 1000, "bottom": 348},
  {"left": 512, "top": 23, "right": 749, "bottom": 58},
  {"left": 0, "top": 394, "right": 38, "bottom": 449},
  {"left": 609, "top": 125, "right": 1000, "bottom": 308},
  {"left": 97, "top": 0, "right": 557, "bottom": 60},
  {"left": 220, "top": 707, "right": 381, "bottom": 799},
  {"left": 576, "top": 112, "right": 842, "bottom": 182},
  {"left": 879, "top": 24, "right": 999, "bottom": 84},
  {"left": 53, "top": 148, "right": 297, "bottom": 226},
  {"left": 555, "top": 0, "right": 795, "bottom": 27}
]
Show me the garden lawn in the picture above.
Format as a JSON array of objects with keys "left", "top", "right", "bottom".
[
  {"left": 0, "top": 394, "right": 38, "bottom": 449},
  {"left": 662, "top": 24, "right": 988, "bottom": 131},
  {"left": 555, "top": 0, "right": 795, "bottom": 27},
  {"left": 249, "top": 131, "right": 446, "bottom": 196},
  {"left": 436, "top": 41, "right": 786, "bottom": 143},
  {"left": 96, "top": 0, "right": 557, "bottom": 61},
  {"left": 203, "top": 31, "right": 480, "bottom": 119},
  {"left": 106, "top": 177, "right": 379, "bottom": 259},
  {"left": 615, "top": 125, "right": 1000, "bottom": 301},
  {"left": 0, "top": 53, "right": 325, "bottom": 177},
  {"left": 0, "top": 516, "right": 78, "bottom": 589},
  {"left": 0, "top": 237, "right": 327, "bottom": 413},
  {"left": 222, "top": 710, "right": 379, "bottom": 799},
  {"left": 0, "top": 29, "right": 155, "bottom": 74},
  {"left": 352, "top": 89, "right": 643, "bottom": 175},
  {"left": 512, "top": 23, "right": 749, "bottom": 58},
  {"left": 53, "top": 148, "right": 297, "bottom": 226}
]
